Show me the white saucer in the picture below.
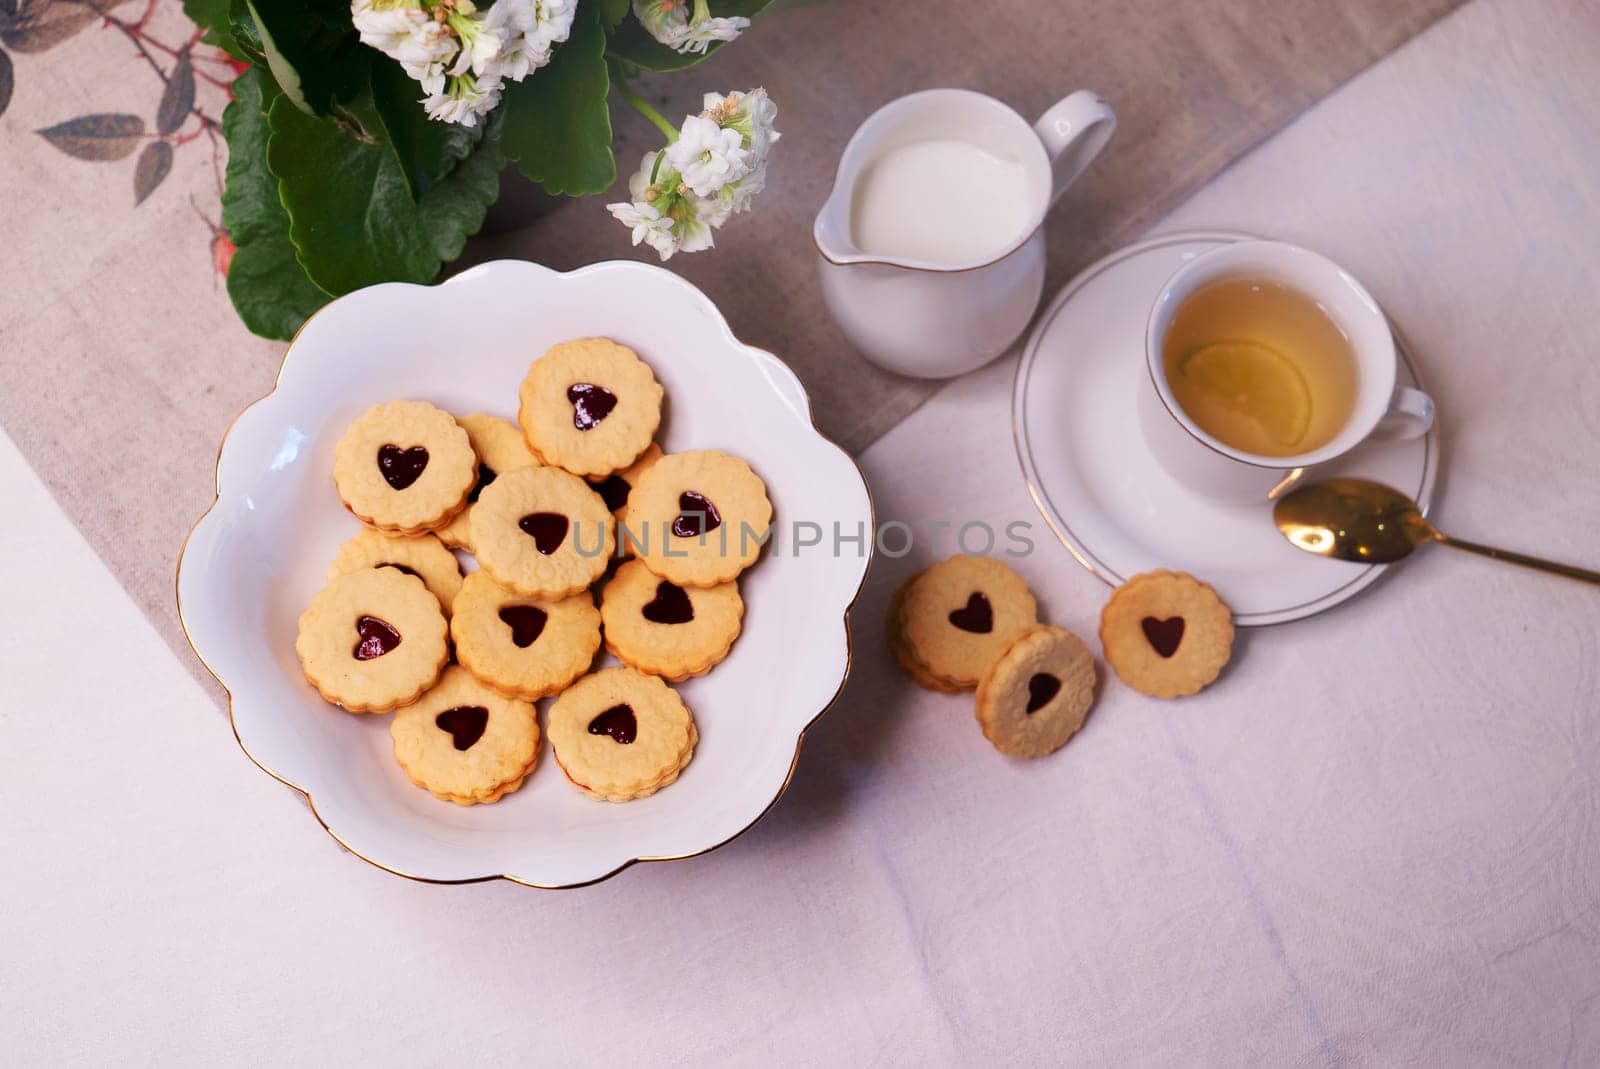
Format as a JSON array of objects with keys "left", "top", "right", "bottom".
[{"left": 1012, "top": 230, "right": 1438, "bottom": 626}]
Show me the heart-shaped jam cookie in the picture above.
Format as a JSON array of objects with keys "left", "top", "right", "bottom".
[
  {"left": 1140, "top": 616, "right": 1185, "bottom": 658},
  {"left": 353, "top": 615, "right": 402, "bottom": 660},
  {"left": 566, "top": 383, "right": 617, "bottom": 430},
  {"left": 587, "top": 703, "right": 637, "bottom": 745},
  {"left": 518, "top": 512, "right": 569, "bottom": 555},
  {"left": 1025, "top": 672, "right": 1061, "bottom": 713},
  {"left": 435, "top": 705, "right": 489, "bottom": 751},
  {"left": 498, "top": 604, "right": 548, "bottom": 648},
  {"left": 641, "top": 580, "right": 694, "bottom": 624},
  {"left": 947, "top": 592, "right": 993, "bottom": 634},
  {"left": 672, "top": 491, "right": 722, "bottom": 538},
  {"left": 377, "top": 444, "right": 429, "bottom": 490}
]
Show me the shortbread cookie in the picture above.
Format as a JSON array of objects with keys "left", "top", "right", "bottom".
[
  {"left": 325, "top": 528, "right": 462, "bottom": 617},
  {"left": 898, "top": 556, "right": 1039, "bottom": 689},
  {"left": 886, "top": 575, "right": 964, "bottom": 694},
  {"left": 600, "top": 559, "right": 743, "bottom": 681},
  {"left": 436, "top": 413, "right": 540, "bottom": 551},
  {"left": 390, "top": 666, "right": 541, "bottom": 805},
  {"left": 450, "top": 569, "right": 602, "bottom": 700},
  {"left": 547, "top": 667, "right": 696, "bottom": 802},
  {"left": 627, "top": 450, "right": 772, "bottom": 587},
  {"left": 1099, "top": 570, "right": 1234, "bottom": 698},
  {"left": 976, "top": 626, "right": 1097, "bottom": 758},
  {"left": 295, "top": 567, "right": 449, "bottom": 712},
  {"left": 518, "top": 338, "right": 663, "bottom": 477},
  {"left": 470, "top": 465, "right": 615, "bottom": 598},
  {"left": 589, "top": 441, "right": 663, "bottom": 527},
  {"left": 332, "top": 400, "right": 476, "bottom": 533}
]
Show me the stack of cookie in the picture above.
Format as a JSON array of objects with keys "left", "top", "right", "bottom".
[
  {"left": 295, "top": 338, "right": 771, "bottom": 806},
  {"left": 889, "top": 557, "right": 1238, "bottom": 756},
  {"left": 889, "top": 556, "right": 1097, "bottom": 758}
]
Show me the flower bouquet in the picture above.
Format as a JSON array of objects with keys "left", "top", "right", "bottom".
[{"left": 182, "top": 0, "right": 784, "bottom": 339}]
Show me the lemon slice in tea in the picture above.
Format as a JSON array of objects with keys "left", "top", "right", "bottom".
[{"left": 1176, "top": 341, "right": 1313, "bottom": 454}]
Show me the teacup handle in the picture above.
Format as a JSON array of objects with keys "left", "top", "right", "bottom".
[
  {"left": 1374, "top": 384, "right": 1436, "bottom": 440},
  {"left": 1033, "top": 91, "right": 1117, "bottom": 205}
]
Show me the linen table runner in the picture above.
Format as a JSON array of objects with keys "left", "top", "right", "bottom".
[{"left": 0, "top": 0, "right": 1463, "bottom": 691}]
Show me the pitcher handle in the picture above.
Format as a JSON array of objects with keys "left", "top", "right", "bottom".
[{"left": 1033, "top": 91, "right": 1116, "bottom": 205}]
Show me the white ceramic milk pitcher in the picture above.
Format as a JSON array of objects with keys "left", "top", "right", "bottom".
[{"left": 813, "top": 88, "right": 1115, "bottom": 379}]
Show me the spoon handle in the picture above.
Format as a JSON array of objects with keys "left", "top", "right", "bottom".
[{"left": 1436, "top": 535, "right": 1600, "bottom": 586}]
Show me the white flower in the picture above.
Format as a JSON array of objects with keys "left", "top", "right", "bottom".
[
  {"left": 446, "top": 6, "right": 502, "bottom": 77},
  {"left": 352, "top": 0, "right": 457, "bottom": 94},
  {"left": 606, "top": 150, "right": 720, "bottom": 261},
  {"left": 607, "top": 200, "right": 679, "bottom": 259},
  {"left": 422, "top": 71, "right": 503, "bottom": 127},
  {"left": 664, "top": 114, "right": 751, "bottom": 197},
  {"left": 483, "top": 0, "right": 576, "bottom": 81},
  {"left": 632, "top": 0, "right": 748, "bottom": 55},
  {"left": 703, "top": 87, "right": 780, "bottom": 158}
]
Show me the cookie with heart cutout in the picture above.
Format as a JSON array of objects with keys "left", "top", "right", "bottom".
[
  {"left": 897, "top": 555, "right": 1039, "bottom": 690},
  {"left": 332, "top": 400, "right": 477, "bottom": 533},
  {"left": 518, "top": 338, "right": 663, "bottom": 477},
  {"left": 390, "top": 666, "right": 541, "bottom": 805},
  {"left": 295, "top": 567, "right": 449, "bottom": 713},
  {"left": 546, "top": 667, "right": 697, "bottom": 803},
  {"left": 626, "top": 450, "right": 772, "bottom": 588},
  {"left": 599, "top": 559, "right": 743, "bottom": 681},
  {"left": 435, "top": 413, "right": 540, "bottom": 551},
  {"left": 1099, "top": 570, "right": 1234, "bottom": 698},
  {"left": 450, "top": 569, "right": 602, "bottom": 700},
  {"left": 975, "top": 626, "right": 1098, "bottom": 758},
  {"left": 470, "top": 465, "right": 615, "bottom": 598},
  {"left": 325, "top": 528, "right": 463, "bottom": 617}
]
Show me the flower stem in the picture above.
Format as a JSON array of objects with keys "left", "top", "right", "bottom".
[{"left": 612, "top": 71, "right": 678, "bottom": 143}]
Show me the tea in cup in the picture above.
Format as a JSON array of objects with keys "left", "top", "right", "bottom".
[{"left": 1140, "top": 241, "right": 1434, "bottom": 503}]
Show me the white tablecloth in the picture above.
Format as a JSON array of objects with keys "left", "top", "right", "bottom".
[{"left": 4, "top": 0, "right": 1598, "bottom": 1062}]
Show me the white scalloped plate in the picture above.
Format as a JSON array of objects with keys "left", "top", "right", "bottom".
[{"left": 177, "top": 260, "right": 873, "bottom": 888}]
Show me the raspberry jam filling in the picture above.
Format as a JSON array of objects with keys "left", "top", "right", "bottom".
[
  {"left": 1025, "top": 673, "right": 1060, "bottom": 713},
  {"left": 1140, "top": 616, "right": 1185, "bottom": 658},
  {"left": 587, "top": 703, "right": 637, "bottom": 745},
  {"left": 671, "top": 491, "right": 721, "bottom": 538},
  {"left": 590, "top": 474, "right": 631, "bottom": 512},
  {"left": 436, "top": 705, "right": 489, "bottom": 750},
  {"left": 641, "top": 580, "right": 694, "bottom": 624},
  {"left": 498, "top": 604, "right": 548, "bottom": 648},
  {"left": 566, "top": 383, "right": 618, "bottom": 430},
  {"left": 353, "top": 615, "right": 401, "bottom": 660},
  {"left": 377, "top": 444, "right": 428, "bottom": 490},
  {"left": 467, "top": 463, "right": 496, "bottom": 504},
  {"left": 947, "top": 592, "right": 992, "bottom": 633},
  {"left": 518, "top": 512, "right": 569, "bottom": 554}
]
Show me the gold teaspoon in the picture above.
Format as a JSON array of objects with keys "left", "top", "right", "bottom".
[{"left": 1273, "top": 478, "right": 1600, "bottom": 586}]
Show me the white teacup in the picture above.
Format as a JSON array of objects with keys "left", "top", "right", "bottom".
[
  {"left": 1139, "top": 240, "right": 1435, "bottom": 503},
  {"left": 814, "top": 88, "right": 1116, "bottom": 379}
]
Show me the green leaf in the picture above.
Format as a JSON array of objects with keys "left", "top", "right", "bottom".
[
  {"left": 500, "top": 2, "right": 615, "bottom": 196},
  {"left": 221, "top": 68, "right": 333, "bottom": 340},
  {"left": 605, "top": 0, "right": 777, "bottom": 72},
  {"left": 180, "top": 0, "right": 232, "bottom": 40},
  {"left": 245, "top": 0, "right": 364, "bottom": 115},
  {"left": 369, "top": 56, "right": 478, "bottom": 200},
  {"left": 268, "top": 87, "right": 502, "bottom": 295},
  {"left": 599, "top": 0, "right": 631, "bottom": 27}
]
